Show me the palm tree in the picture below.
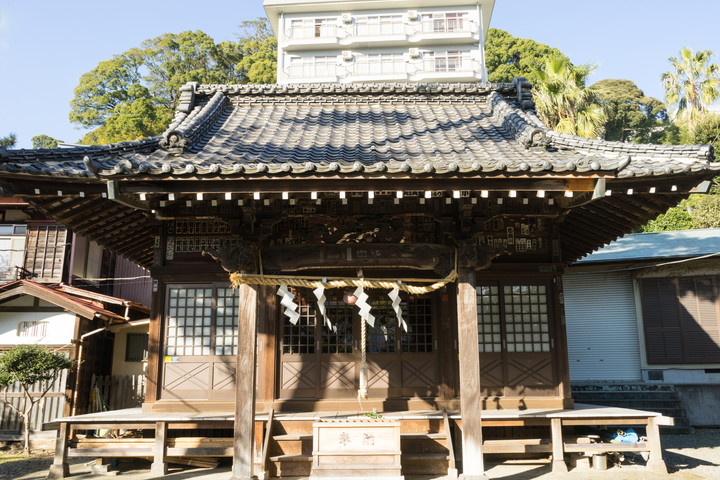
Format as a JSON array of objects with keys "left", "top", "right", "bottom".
[
  {"left": 661, "top": 47, "right": 720, "bottom": 135},
  {"left": 531, "top": 57, "right": 606, "bottom": 138}
]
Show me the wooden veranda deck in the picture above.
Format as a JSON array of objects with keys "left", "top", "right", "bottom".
[{"left": 44, "top": 404, "right": 673, "bottom": 478}]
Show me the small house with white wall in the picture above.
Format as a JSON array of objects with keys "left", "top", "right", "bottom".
[{"left": 564, "top": 228, "right": 720, "bottom": 426}]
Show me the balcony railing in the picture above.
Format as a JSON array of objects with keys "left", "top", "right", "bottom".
[
  {"left": 286, "top": 24, "right": 340, "bottom": 41},
  {"left": 420, "top": 18, "right": 476, "bottom": 34},
  {"left": 284, "top": 55, "right": 480, "bottom": 80},
  {"left": 354, "top": 21, "right": 406, "bottom": 37},
  {"left": 353, "top": 60, "right": 408, "bottom": 76},
  {"left": 284, "top": 16, "right": 477, "bottom": 42},
  {"left": 285, "top": 63, "right": 339, "bottom": 79}
]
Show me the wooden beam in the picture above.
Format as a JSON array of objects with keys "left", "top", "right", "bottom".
[
  {"left": 121, "top": 177, "right": 593, "bottom": 195},
  {"left": 231, "top": 283, "right": 259, "bottom": 480},
  {"left": 107, "top": 180, "right": 151, "bottom": 210},
  {"left": 456, "top": 267, "right": 488, "bottom": 480}
]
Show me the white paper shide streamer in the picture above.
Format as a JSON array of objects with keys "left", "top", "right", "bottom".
[
  {"left": 313, "top": 284, "right": 335, "bottom": 332},
  {"left": 276, "top": 285, "right": 300, "bottom": 325},
  {"left": 353, "top": 286, "right": 375, "bottom": 327},
  {"left": 388, "top": 287, "right": 408, "bottom": 332}
]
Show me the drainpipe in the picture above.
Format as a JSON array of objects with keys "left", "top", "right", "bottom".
[
  {"left": 477, "top": 3, "right": 488, "bottom": 84},
  {"left": 71, "top": 318, "right": 150, "bottom": 415},
  {"left": 67, "top": 231, "right": 76, "bottom": 286},
  {"left": 71, "top": 318, "right": 106, "bottom": 416}
]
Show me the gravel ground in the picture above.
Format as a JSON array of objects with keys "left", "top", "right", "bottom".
[{"left": 1, "top": 429, "right": 719, "bottom": 480}]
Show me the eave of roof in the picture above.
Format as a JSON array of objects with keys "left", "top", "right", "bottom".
[
  {"left": 576, "top": 228, "right": 720, "bottom": 264},
  {"left": 0, "top": 81, "right": 714, "bottom": 182},
  {"left": 0, "top": 280, "right": 147, "bottom": 322}
]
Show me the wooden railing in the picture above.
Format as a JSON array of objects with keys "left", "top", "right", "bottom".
[
  {"left": 0, "top": 370, "right": 68, "bottom": 433},
  {"left": 89, "top": 374, "right": 145, "bottom": 412}
]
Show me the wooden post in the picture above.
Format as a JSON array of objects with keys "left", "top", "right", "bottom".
[
  {"left": 456, "top": 267, "right": 488, "bottom": 480},
  {"left": 550, "top": 418, "right": 568, "bottom": 473},
  {"left": 150, "top": 421, "right": 168, "bottom": 475},
  {"left": 646, "top": 417, "right": 668, "bottom": 473},
  {"left": 231, "top": 283, "right": 259, "bottom": 480},
  {"left": 47, "top": 422, "right": 70, "bottom": 479},
  {"left": 145, "top": 278, "right": 164, "bottom": 404}
]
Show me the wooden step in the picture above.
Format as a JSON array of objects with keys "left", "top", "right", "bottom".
[
  {"left": 272, "top": 434, "right": 312, "bottom": 441},
  {"left": 401, "top": 452, "right": 450, "bottom": 475},
  {"left": 268, "top": 453, "right": 312, "bottom": 477}
]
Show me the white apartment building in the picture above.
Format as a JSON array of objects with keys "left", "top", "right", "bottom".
[{"left": 264, "top": 0, "right": 496, "bottom": 84}]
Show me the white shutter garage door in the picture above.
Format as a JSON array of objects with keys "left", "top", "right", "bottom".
[{"left": 563, "top": 271, "right": 642, "bottom": 381}]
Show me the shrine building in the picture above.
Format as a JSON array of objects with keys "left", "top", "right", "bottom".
[{"left": 0, "top": 0, "right": 717, "bottom": 479}]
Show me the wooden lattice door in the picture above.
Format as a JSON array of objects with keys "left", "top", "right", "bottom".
[
  {"left": 477, "top": 281, "right": 556, "bottom": 398},
  {"left": 278, "top": 289, "right": 439, "bottom": 400},
  {"left": 161, "top": 284, "right": 239, "bottom": 401}
]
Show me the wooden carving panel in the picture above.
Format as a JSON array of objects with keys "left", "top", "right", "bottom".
[
  {"left": 479, "top": 353, "right": 504, "bottom": 397},
  {"left": 401, "top": 357, "right": 438, "bottom": 396},
  {"left": 212, "top": 363, "right": 236, "bottom": 400},
  {"left": 280, "top": 361, "right": 319, "bottom": 398},
  {"left": 367, "top": 359, "right": 401, "bottom": 394},
  {"left": 505, "top": 353, "right": 555, "bottom": 396},
  {"left": 320, "top": 362, "right": 356, "bottom": 392},
  {"left": 162, "top": 362, "right": 211, "bottom": 400}
]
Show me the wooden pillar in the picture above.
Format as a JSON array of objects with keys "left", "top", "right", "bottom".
[
  {"left": 456, "top": 267, "right": 488, "bottom": 480},
  {"left": 150, "top": 421, "right": 168, "bottom": 475},
  {"left": 646, "top": 417, "right": 668, "bottom": 473},
  {"left": 47, "top": 422, "right": 70, "bottom": 479},
  {"left": 231, "top": 282, "right": 259, "bottom": 480},
  {"left": 550, "top": 418, "right": 568, "bottom": 473},
  {"left": 145, "top": 278, "right": 164, "bottom": 404}
]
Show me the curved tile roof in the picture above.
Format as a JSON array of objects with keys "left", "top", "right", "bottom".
[{"left": 0, "top": 80, "right": 715, "bottom": 180}]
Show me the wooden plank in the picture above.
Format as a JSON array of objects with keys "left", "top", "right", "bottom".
[
  {"left": 166, "top": 447, "right": 234, "bottom": 456},
  {"left": 232, "top": 283, "right": 259, "bottom": 480},
  {"left": 442, "top": 408, "right": 457, "bottom": 477},
  {"left": 260, "top": 408, "right": 274, "bottom": 478},
  {"left": 167, "top": 457, "right": 219, "bottom": 468},
  {"left": 456, "top": 267, "right": 487, "bottom": 479},
  {"left": 68, "top": 448, "right": 153, "bottom": 457},
  {"left": 561, "top": 418, "right": 650, "bottom": 426},
  {"left": 564, "top": 443, "right": 647, "bottom": 453}
]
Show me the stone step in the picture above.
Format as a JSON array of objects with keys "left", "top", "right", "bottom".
[
  {"left": 571, "top": 383, "right": 676, "bottom": 392},
  {"left": 574, "top": 399, "right": 684, "bottom": 409},
  {"left": 572, "top": 391, "right": 681, "bottom": 401}
]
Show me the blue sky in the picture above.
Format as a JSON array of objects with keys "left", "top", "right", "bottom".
[{"left": 1, "top": 0, "right": 718, "bottom": 149}]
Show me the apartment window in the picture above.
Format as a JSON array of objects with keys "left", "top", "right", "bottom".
[
  {"left": 477, "top": 283, "right": 551, "bottom": 353},
  {"left": 288, "top": 56, "right": 337, "bottom": 78},
  {"left": 17, "top": 321, "right": 48, "bottom": 338},
  {"left": 125, "top": 333, "right": 149, "bottom": 362},
  {"left": 289, "top": 18, "right": 336, "bottom": 39},
  {"left": 433, "top": 51, "right": 463, "bottom": 72},
  {"left": 357, "top": 53, "right": 405, "bottom": 75},
  {"left": 356, "top": 14, "right": 404, "bottom": 36},
  {"left": 431, "top": 12, "right": 466, "bottom": 32}
]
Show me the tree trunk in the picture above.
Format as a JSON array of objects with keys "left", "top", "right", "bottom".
[{"left": 23, "top": 411, "right": 30, "bottom": 455}]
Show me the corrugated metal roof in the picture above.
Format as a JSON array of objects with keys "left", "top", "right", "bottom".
[{"left": 577, "top": 228, "right": 720, "bottom": 264}]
